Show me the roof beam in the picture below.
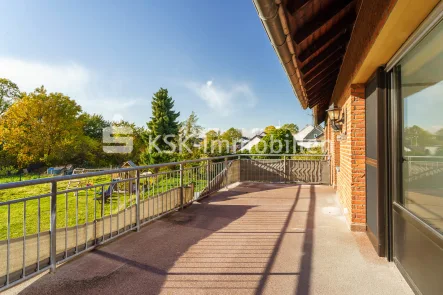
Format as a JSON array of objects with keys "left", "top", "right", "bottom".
[
  {"left": 305, "top": 65, "right": 341, "bottom": 89},
  {"left": 298, "top": 11, "right": 356, "bottom": 62},
  {"left": 286, "top": 0, "right": 311, "bottom": 15},
  {"left": 300, "top": 42, "right": 347, "bottom": 75},
  {"left": 307, "top": 81, "right": 335, "bottom": 98},
  {"left": 304, "top": 56, "right": 343, "bottom": 84},
  {"left": 309, "top": 95, "right": 331, "bottom": 108},
  {"left": 306, "top": 68, "right": 340, "bottom": 92},
  {"left": 293, "top": 0, "right": 355, "bottom": 44},
  {"left": 306, "top": 71, "right": 339, "bottom": 93},
  {"left": 309, "top": 92, "right": 332, "bottom": 108}
]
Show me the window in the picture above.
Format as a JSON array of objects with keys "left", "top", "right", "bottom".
[{"left": 397, "top": 20, "right": 443, "bottom": 234}]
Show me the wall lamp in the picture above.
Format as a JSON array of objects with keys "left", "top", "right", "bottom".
[{"left": 326, "top": 103, "right": 344, "bottom": 132}]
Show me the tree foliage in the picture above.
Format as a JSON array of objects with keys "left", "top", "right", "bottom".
[
  {"left": 281, "top": 123, "right": 299, "bottom": 135},
  {"left": 0, "top": 78, "right": 21, "bottom": 115},
  {"left": 251, "top": 128, "right": 294, "bottom": 155},
  {"left": 264, "top": 125, "right": 276, "bottom": 134},
  {"left": 0, "top": 87, "right": 83, "bottom": 166},
  {"left": 81, "top": 113, "right": 110, "bottom": 140},
  {"left": 221, "top": 128, "right": 242, "bottom": 144},
  {"left": 180, "top": 111, "right": 203, "bottom": 148},
  {"left": 141, "top": 88, "right": 180, "bottom": 166},
  {"left": 146, "top": 88, "right": 180, "bottom": 151}
]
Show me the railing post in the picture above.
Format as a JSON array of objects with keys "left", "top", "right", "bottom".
[
  {"left": 206, "top": 160, "right": 210, "bottom": 193},
  {"left": 135, "top": 170, "right": 141, "bottom": 232},
  {"left": 50, "top": 181, "right": 57, "bottom": 273},
  {"left": 224, "top": 157, "right": 228, "bottom": 188},
  {"left": 180, "top": 163, "right": 184, "bottom": 209},
  {"left": 283, "top": 155, "right": 287, "bottom": 182}
]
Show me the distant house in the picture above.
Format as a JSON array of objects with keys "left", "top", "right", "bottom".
[
  {"left": 240, "top": 132, "right": 266, "bottom": 152},
  {"left": 294, "top": 125, "right": 324, "bottom": 149}
]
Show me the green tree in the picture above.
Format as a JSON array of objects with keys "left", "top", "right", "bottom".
[
  {"left": 81, "top": 113, "right": 111, "bottom": 140},
  {"left": 0, "top": 78, "right": 21, "bottom": 115},
  {"left": 180, "top": 111, "right": 203, "bottom": 149},
  {"left": 264, "top": 125, "right": 276, "bottom": 134},
  {"left": 0, "top": 86, "right": 83, "bottom": 166},
  {"left": 205, "top": 130, "right": 220, "bottom": 142},
  {"left": 281, "top": 123, "right": 299, "bottom": 135},
  {"left": 141, "top": 88, "right": 180, "bottom": 167},
  {"left": 221, "top": 128, "right": 242, "bottom": 145},
  {"left": 201, "top": 129, "right": 230, "bottom": 157},
  {"left": 251, "top": 128, "right": 294, "bottom": 155},
  {"left": 145, "top": 88, "right": 180, "bottom": 150}
]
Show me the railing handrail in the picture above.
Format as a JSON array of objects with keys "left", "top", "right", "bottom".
[
  {"left": 0, "top": 154, "right": 328, "bottom": 190},
  {"left": 0, "top": 155, "right": 239, "bottom": 190}
]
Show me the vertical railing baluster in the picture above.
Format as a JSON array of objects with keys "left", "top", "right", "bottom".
[
  {"left": 65, "top": 193, "right": 68, "bottom": 259},
  {"left": 284, "top": 156, "right": 287, "bottom": 183},
  {"left": 180, "top": 163, "right": 184, "bottom": 209},
  {"left": 75, "top": 191, "right": 79, "bottom": 253},
  {"left": 94, "top": 187, "right": 97, "bottom": 245},
  {"left": 23, "top": 201, "right": 26, "bottom": 278},
  {"left": 136, "top": 170, "right": 141, "bottom": 232},
  {"left": 117, "top": 188, "right": 120, "bottom": 234},
  {"left": 102, "top": 185, "right": 105, "bottom": 242},
  {"left": 206, "top": 160, "right": 210, "bottom": 194},
  {"left": 224, "top": 157, "right": 228, "bottom": 188},
  {"left": 6, "top": 204, "right": 10, "bottom": 284},
  {"left": 85, "top": 190, "right": 88, "bottom": 249},
  {"left": 50, "top": 181, "right": 57, "bottom": 273},
  {"left": 37, "top": 198, "right": 41, "bottom": 271},
  {"left": 109, "top": 189, "right": 113, "bottom": 238}
]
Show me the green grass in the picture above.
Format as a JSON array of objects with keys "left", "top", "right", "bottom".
[
  {"left": 0, "top": 171, "right": 208, "bottom": 240},
  {"left": 0, "top": 173, "right": 50, "bottom": 184}
]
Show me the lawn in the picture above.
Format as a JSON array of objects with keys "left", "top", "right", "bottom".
[
  {"left": 0, "top": 173, "right": 50, "bottom": 184},
  {"left": 0, "top": 169, "right": 209, "bottom": 240}
]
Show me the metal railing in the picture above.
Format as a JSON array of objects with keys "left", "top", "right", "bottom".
[{"left": 0, "top": 154, "right": 328, "bottom": 291}]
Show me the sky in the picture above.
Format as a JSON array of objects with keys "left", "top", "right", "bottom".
[{"left": 0, "top": 0, "right": 313, "bottom": 137}]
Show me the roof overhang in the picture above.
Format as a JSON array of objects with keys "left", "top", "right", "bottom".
[{"left": 253, "top": 0, "right": 358, "bottom": 124}]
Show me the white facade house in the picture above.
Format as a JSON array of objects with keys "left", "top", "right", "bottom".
[
  {"left": 294, "top": 125, "right": 324, "bottom": 150},
  {"left": 240, "top": 132, "right": 266, "bottom": 152}
]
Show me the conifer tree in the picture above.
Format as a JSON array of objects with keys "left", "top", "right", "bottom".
[{"left": 146, "top": 88, "right": 180, "bottom": 151}]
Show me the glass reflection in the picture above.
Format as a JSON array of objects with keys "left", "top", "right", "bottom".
[{"left": 400, "top": 21, "right": 443, "bottom": 234}]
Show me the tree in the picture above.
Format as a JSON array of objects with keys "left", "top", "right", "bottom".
[
  {"left": 251, "top": 128, "right": 295, "bottom": 155},
  {"left": 81, "top": 113, "right": 111, "bottom": 140},
  {"left": 264, "top": 125, "right": 276, "bottom": 134},
  {"left": 201, "top": 129, "right": 231, "bottom": 157},
  {"left": 145, "top": 88, "right": 180, "bottom": 151},
  {"left": 281, "top": 123, "right": 299, "bottom": 135},
  {"left": 180, "top": 111, "right": 203, "bottom": 148},
  {"left": 221, "top": 128, "right": 242, "bottom": 144},
  {"left": 0, "top": 86, "right": 84, "bottom": 166},
  {"left": 141, "top": 88, "right": 180, "bottom": 166},
  {"left": 205, "top": 130, "right": 220, "bottom": 142},
  {"left": 0, "top": 78, "right": 21, "bottom": 115}
]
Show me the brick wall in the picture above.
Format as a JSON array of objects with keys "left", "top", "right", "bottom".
[{"left": 329, "top": 84, "right": 366, "bottom": 231}]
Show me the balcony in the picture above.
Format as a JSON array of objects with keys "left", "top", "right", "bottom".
[{"left": 0, "top": 155, "right": 412, "bottom": 294}]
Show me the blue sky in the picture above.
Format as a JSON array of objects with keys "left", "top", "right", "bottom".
[{"left": 0, "top": 0, "right": 312, "bottom": 136}]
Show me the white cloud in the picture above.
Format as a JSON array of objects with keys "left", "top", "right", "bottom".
[
  {"left": 0, "top": 57, "right": 147, "bottom": 122},
  {"left": 0, "top": 57, "right": 90, "bottom": 94},
  {"left": 187, "top": 80, "right": 257, "bottom": 116}
]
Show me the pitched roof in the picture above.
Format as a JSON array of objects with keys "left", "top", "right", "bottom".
[{"left": 294, "top": 125, "right": 324, "bottom": 141}]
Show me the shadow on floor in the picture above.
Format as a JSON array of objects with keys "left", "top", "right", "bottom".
[{"left": 19, "top": 183, "right": 317, "bottom": 295}]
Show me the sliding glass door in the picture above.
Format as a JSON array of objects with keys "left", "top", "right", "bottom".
[{"left": 391, "top": 19, "right": 443, "bottom": 295}]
